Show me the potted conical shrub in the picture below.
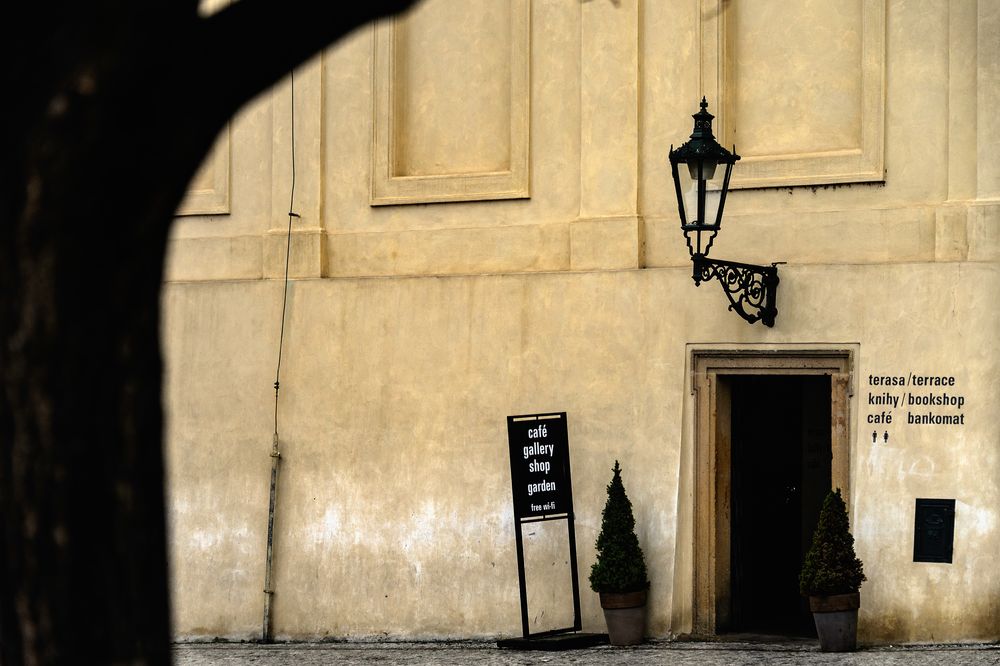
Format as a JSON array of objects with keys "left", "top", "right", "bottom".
[
  {"left": 589, "top": 461, "right": 649, "bottom": 645},
  {"left": 799, "top": 488, "right": 866, "bottom": 652}
]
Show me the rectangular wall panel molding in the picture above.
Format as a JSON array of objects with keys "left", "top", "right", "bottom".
[
  {"left": 176, "top": 125, "right": 231, "bottom": 216},
  {"left": 370, "top": 0, "right": 531, "bottom": 205},
  {"left": 700, "top": 0, "right": 886, "bottom": 189},
  {"left": 178, "top": 0, "right": 232, "bottom": 217}
]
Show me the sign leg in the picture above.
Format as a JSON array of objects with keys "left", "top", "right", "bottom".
[{"left": 514, "top": 520, "right": 530, "bottom": 638}]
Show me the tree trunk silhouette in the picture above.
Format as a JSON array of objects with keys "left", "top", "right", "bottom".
[{"left": 0, "top": 2, "right": 416, "bottom": 662}]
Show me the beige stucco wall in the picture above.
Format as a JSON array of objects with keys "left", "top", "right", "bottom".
[{"left": 163, "top": 0, "right": 1000, "bottom": 644}]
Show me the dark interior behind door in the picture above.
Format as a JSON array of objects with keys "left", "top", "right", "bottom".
[{"left": 729, "top": 375, "right": 831, "bottom": 636}]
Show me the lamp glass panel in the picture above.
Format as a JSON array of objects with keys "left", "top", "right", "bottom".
[{"left": 676, "top": 161, "right": 725, "bottom": 226}]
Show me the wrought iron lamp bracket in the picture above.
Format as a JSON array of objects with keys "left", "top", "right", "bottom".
[
  {"left": 669, "top": 98, "right": 781, "bottom": 327},
  {"left": 681, "top": 223, "right": 719, "bottom": 258},
  {"left": 692, "top": 254, "right": 780, "bottom": 328}
]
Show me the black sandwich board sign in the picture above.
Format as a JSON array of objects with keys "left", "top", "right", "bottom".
[
  {"left": 500, "top": 413, "right": 606, "bottom": 649},
  {"left": 508, "top": 413, "right": 573, "bottom": 521}
]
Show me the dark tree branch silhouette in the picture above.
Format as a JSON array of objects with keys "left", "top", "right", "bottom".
[{"left": 0, "top": 2, "right": 417, "bottom": 662}]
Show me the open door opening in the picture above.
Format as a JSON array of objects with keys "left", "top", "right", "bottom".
[{"left": 727, "top": 375, "right": 831, "bottom": 636}]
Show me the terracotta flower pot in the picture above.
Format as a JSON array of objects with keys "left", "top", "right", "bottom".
[
  {"left": 809, "top": 591, "right": 860, "bottom": 652},
  {"left": 599, "top": 590, "right": 647, "bottom": 646}
]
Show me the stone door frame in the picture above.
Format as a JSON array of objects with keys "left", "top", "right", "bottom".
[{"left": 690, "top": 348, "right": 855, "bottom": 635}]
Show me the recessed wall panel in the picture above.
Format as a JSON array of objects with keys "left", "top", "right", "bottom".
[
  {"left": 393, "top": 0, "right": 512, "bottom": 177},
  {"left": 701, "top": 0, "right": 885, "bottom": 188},
  {"left": 177, "top": 0, "right": 232, "bottom": 217},
  {"left": 176, "top": 126, "right": 231, "bottom": 216},
  {"left": 371, "top": 0, "right": 530, "bottom": 205},
  {"left": 732, "top": 0, "right": 863, "bottom": 158}
]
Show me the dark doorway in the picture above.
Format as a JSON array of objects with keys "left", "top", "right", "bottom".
[{"left": 728, "top": 375, "right": 831, "bottom": 636}]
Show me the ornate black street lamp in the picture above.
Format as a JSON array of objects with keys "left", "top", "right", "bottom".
[{"left": 669, "top": 98, "right": 779, "bottom": 327}]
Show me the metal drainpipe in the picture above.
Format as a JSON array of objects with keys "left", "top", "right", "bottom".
[{"left": 262, "top": 431, "right": 281, "bottom": 641}]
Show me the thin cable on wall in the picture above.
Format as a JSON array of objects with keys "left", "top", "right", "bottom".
[
  {"left": 263, "top": 69, "right": 298, "bottom": 644},
  {"left": 274, "top": 71, "right": 299, "bottom": 438}
]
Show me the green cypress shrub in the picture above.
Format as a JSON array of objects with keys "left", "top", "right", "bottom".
[
  {"left": 589, "top": 461, "right": 649, "bottom": 593},
  {"left": 799, "top": 488, "right": 866, "bottom": 596}
]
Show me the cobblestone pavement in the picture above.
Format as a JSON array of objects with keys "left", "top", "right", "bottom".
[{"left": 175, "top": 640, "right": 1000, "bottom": 665}]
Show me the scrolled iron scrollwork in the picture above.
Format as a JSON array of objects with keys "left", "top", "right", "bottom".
[{"left": 692, "top": 255, "right": 779, "bottom": 327}]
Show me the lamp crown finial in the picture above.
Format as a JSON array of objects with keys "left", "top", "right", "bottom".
[{"left": 692, "top": 98, "right": 715, "bottom": 135}]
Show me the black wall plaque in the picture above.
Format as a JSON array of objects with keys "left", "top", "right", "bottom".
[{"left": 913, "top": 498, "right": 955, "bottom": 563}]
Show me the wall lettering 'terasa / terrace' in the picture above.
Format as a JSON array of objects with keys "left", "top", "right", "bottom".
[{"left": 866, "top": 373, "right": 966, "bottom": 427}]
